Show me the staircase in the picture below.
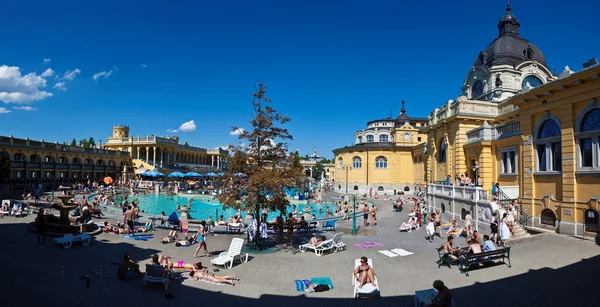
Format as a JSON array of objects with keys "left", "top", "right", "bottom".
[{"left": 498, "top": 188, "right": 530, "bottom": 239}]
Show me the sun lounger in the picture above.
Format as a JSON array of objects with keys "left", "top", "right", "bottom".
[
  {"left": 228, "top": 223, "right": 243, "bottom": 233},
  {"left": 299, "top": 238, "right": 334, "bottom": 256},
  {"left": 74, "top": 234, "right": 92, "bottom": 246},
  {"left": 211, "top": 238, "right": 248, "bottom": 269},
  {"left": 352, "top": 258, "right": 380, "bottom": 299},
  {"left": 323, "top": 220, "right": 336, "bottom": 231},
  {"left": 332, "top": 232, "right": 346, "bottom": 252},
  {"left": 143, "top": 264, "right": 171, "bottom": 291},
  {"left": 54, "top": 234, "right": 74, "bottom": 248},
  {"left": 399, "top": 217, "right": 420, "bottom": 232}
]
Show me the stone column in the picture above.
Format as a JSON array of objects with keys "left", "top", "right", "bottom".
[
  {"left": 560, "top": 104, "right": 576, "bottom": 202},
  {"left": 137, "top": 147, "right": 140, "bottom": 159},
  {"left": 212, "top": 156, "right": 214, "bottom": 167},
  {"left": 145, "top": 147, "right": 149, "bottom": 162},
  {"left": 160, "top": 149, "right": 164, "bottom": 167},
  {"left": 153, "top": 146, "right": 157, "bottom": 167},
  {"left": 174, "top": 152, "right": 177, "bottom": 164}
]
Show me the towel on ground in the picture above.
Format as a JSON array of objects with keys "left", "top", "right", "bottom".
[
  {"left": 309, "top": 277, "right": 334, "bottom": 290},
  {"left": 294, "top": 279, "right": 311, "bottom": 292}
]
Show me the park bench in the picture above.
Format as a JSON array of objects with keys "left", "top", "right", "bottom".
[
  {"left": 436, "top": 246, "right": 454, "bottom": 268},
  {"left": 458, "top": 246, "right": 512, "bottom": 276}
]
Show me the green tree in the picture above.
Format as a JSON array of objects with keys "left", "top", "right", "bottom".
[
  {"left": 70, "top": 138, "right": 77, "bottom": 146},
  {"left": 320, "top": 158, "right": 333, "bottom": 164},
  {"left": 216, "top": 83, "right": 303, "bottom": 248},
  {"left": 88, "top": 137, "right": 96, "bottom": 148},
  {"left": 0, "top": 152, "right": 10, "bottom": 184},
  {"left": 311, "top": 161, "right": 324, "bottom": 181}
]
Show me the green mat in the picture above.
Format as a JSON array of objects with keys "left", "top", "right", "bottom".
[{"left": 309, "top": 277, "right": 334, "bottom": 289}]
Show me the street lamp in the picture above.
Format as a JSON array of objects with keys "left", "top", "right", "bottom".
[
  {"left": 473, "top": 162, "right": 479, "bottom": 186},
  {"left": 344, "top": 166, "right": 352, "bottom": 194}
]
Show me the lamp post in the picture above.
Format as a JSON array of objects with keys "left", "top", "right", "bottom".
[
  {"left": 344, "top": 166, "right": 352, "bottom": 194},
  {"left": 351, "top": 194, "right": 357, "bottom": 234},
  {"left": 473, "top": 162, "right": 479, "bottom": 187}
]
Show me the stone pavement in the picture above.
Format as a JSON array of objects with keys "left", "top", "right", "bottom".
[{"left": 1, "top": 193, "right": 599, "bottom": 307}]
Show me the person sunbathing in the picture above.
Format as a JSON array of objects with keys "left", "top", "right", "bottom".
[
  {"left": 103, "top": 222, "right": 129, "bottom": 234},
  {"left": 173, "top": 261, "right": 201, "bottom": 270},
  {"left": 188, "top": 262, "right": 239, "bottom": 286},
  {"left": 446, "top": 220, "right": 462, "bottom": 236},
  {"left": 399, "top": 217, "right": 416, "bottom": 230},
  {"left": 217, "top": 215, "right": 226, "bottom": 225},
  {"left": 161, "top": 230, "right": 179, "bottom": 243},
  {"left": 150, "top": 254, "right": 174, "bottom": 270},
  {"left": 308, "top": 235, "right": 327, "bottom": 246},
  {"left": 354, "top": 256, "right": 376, "bottom": 289}
]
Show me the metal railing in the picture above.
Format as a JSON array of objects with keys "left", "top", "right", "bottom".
[{"left": 498, "top": 188, "right": 530, "bottom": 229}]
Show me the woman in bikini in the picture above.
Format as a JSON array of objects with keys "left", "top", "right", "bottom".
[
  {"left": 188, "top": 262, "right": 239, "bottom": 286},
  {"left": 353, "top": 256, "right": 376, "bottom": 289},
  {"left": 150, "top": 254, "right": 175, "bottom": 270},
  {"left": 193, "top": 221, "right": 211, "bottom": 257},
  {"left": 161, "top": 230, "right": 179, "bottom": 244}
]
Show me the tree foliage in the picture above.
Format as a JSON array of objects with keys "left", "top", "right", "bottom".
[
  {"left": 311, "top": 161, "right": 324, "bottom": 181},
  {"left": 0, "top": 152, "right": 10, "bottom": 184},
  {"left": 216, "top": 83, "right": 303, "bottom": 224}
]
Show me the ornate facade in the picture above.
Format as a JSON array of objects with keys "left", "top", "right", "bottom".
[
  {"left": 103, "top": 125, "right": 229, "bottom": 173},
  {"left": 0, "top": 135, "right": 130, "bottom": 188},
  {"left": 333, "top": 101, "right": 428, "bottom": 194},
  {"left": 426, "top": 4, "right": 600, "bottom": 235}
]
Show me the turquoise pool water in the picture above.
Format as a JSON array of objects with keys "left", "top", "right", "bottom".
[{"left": 109, "top": 194, "right": 331, "bottom": 221}]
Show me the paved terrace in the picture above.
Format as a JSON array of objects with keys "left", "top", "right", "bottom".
[{"left": 1, "top": 193, "right": 599, "bottom": 307}]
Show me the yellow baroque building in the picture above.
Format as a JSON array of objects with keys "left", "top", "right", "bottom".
[
  {"left": 103, "top": 125, "right": 229, "bottom": 174},
  {"left": 425, "top": 5, "right": 600, "bottom": 236},
  {"left": 333, "top": 101, "right": 428, "bottom": 195},
  {"left": 0, "top": 135, "right": 131, "bottom": 188}
]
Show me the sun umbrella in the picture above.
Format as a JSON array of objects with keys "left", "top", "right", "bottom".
[
  {"left": 217, "top": 172, "right": 224, "bottom": 176},
  {"left": 206, "top": 172, "right": 217, "bottom": 177},
  {"left": 103, "top": 177, "right": 113, "bottom": 185},
  {"left": 168, "top": 171, "right": 186, "bottom": 178},
  {"left": 143, "top": 169, "right": 165, "bottom": 177},
  {"left": 185, "top": 172, "right": 202, "bottom": 177}
]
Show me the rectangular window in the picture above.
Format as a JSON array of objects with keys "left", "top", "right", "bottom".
[
  {"left": 537, "top": 145, "right": 547, "bottom": 171},
  {"left": 552, "top": 142, "right": 562, "bottom": 171},
  {"left": 581, "top": 138, "right": 593, "bottom": 167},
  {"left": 499, "top": 148, "right": 517, "bottom": 174},
  {"left": 417, "top": 137, "right": 422, "bottom": 142}
]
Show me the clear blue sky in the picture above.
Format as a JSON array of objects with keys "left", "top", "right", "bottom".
[{"left": 1, "top": 0, "right": 598, "bottom": 158}]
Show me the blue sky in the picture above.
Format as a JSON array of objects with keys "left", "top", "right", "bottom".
[{"left": 1, "top": 0, "right": 598, "bottom": 158}]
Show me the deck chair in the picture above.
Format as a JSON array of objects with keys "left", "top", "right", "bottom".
[
  {"left": 353, "top": 258, "right": 380, "bottom": 299},
  {"left": 73, "top": 234, "right": 92, "bottom": 246},
  {"left": 211, "top": 238, "right": 248, "bottom": 269},
  {"left": 323, "top": 220, "right": 336, "bottom": 231},
  {"left": 332, "top": 232, "right": 346, "bottom": 252},
  {"left": 143, "top": 264, "right": 170, "bottom": 291},
  {"left": 299, "top": 238, "right": 334, "bottom": 256},
  {"left": 54, "top": 234, "right": 74, "bottom": 248},
  {"left": 228, "top": 223, "right": 243, "bottom": 233},
  {"left": 399, "top": 217, "right": 420, "bottom": 232}
]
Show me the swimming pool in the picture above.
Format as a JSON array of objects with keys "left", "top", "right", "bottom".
[{"left": 107, "top": 194, "right": 332, "bottom": 221}]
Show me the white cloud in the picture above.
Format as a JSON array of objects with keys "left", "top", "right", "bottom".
[
  {"left": 14, "top": 106, "right": 37, "bottom": 111},
  {"left": 41, "top": 68, "right": 55, "bottom": 78},
  {"left": 92, "top": 67, "right": 116, "bottom": 81},
  {"left": 0, "top": 65, "right": 53, "bottom": 104},
  {"left": 166, "top": 128, "right": 178, "bottom": 133},
  {"left": 0, "top": 108, "right": 11, "bottom": 114},
  {"left": 53, "top": 82, "right": 67, "bottom": 91},
  {"left": 178, "top": 120, "right": 197, "bottom": 133},
  {"left": 43, "top": 58, "right": 51, "bottom": 63},
  {"left": 140, "top": 64, "right": 149, "bottom": 68},
  {"left": 63, "top": 68, "right": 81, "bottom": 81},
  {"left": 230, "top": 127, "right": 245, "bottom": 136}
]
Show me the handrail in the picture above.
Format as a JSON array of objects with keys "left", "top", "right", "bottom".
[{"left": 498, "top": 188, "right": 530, "bottom": 229}]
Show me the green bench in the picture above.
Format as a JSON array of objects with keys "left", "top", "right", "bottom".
[
  {"left": 436, "top": 246, "right": 454, "bottom": 268},
  {"left": 458, "top": 246, "right": 512, "bottom": 276}
]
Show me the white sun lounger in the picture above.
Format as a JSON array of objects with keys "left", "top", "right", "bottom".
[
  {"left": 54, "top": 234, "right": 74, "bottom": 248},
  {"left": 332, "top": 232, "right": 346, "bottom": 252},
  {"left": 299, "top": 238, "right": 334, "bottom": 256},
  {"left": 399, "top": 217, "right": 420, "bottom": 232},
  {"left": 211, "top": 238, "right": 248, "bottom": 269},
  {"left": 353, "top": 258, "right": 380, "bottom": 299}
]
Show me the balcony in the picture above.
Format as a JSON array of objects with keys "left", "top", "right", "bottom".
[
  {"left": 42, "top": 163, "right": 55, "bottom": 169},
  {"left": 107, "top": 166, "right": 117, "bottom": 172},
  {"left": 11, "top": 161, "right": 25, "bottom": 168},
  {"left": 428, "top": 97, "right": 499, "bottom": 126},
  {"left": 70, "top": 165, "right": 82, "bottom": 170},
  {"left": 83, "top": 165, "right": 94, "bottom": 171},
  {"left": 56, "top": 164, "right": 68, "bottom": 170},
  {"left": 466, "top": 120, "right": 521, "bottom": 145},
  {"left": 27, "top": 162, "right": 41, "bottom": 168}
]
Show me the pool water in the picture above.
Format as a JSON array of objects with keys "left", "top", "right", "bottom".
[{"left": 113, "top": 194, "right": 332, "bottom": 221}]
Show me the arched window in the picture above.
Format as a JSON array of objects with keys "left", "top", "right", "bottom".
[
  {"left": 84, "top": 159, "right": 93, "bottom": 165},
  {"left": 379, "top": 135, "right": 389, "bottom": 142},
  {"left": 366, "top": 135, "right": 374, "bottom": 143},
  {"left": 14, "top": 153, "right": 25, "bottom": 161},
  {"left": 338, "top": 157, "right": 343, "bottom": 169},
  {"left": 375, "top": 156, "right": 387, "bottom": 168},
  {"left": 522, "top": 75, "right": 543, "bottom": 89},
  {"left": 72, "top": 158, "right": 81, "bottom": 164},
  {"left": 472, "top": 80, "right": 483, "bottom": 98},
  {"left": 357, "top": 136, "right": 363, "bottom": 144},
  {"left": 44, "top": 156, "right": 54, "bottom": 163},
  {"left": 58, "top": 157, "right": 68, "bottom": 164},
  {"left": 535, "top": 118, "right": 562, "bottom": 172},
  {"left": 577, "top": 108, "right": 600, "bottom": 170},
  {"left": 108, "top": 160, "right": 116, "bottom": 166},
  {"left": 523, "top": 48, "right": 533, "bottom": 60},
  {"left": 438, "top": 138, "right": 447, "bottom": 163},
  {"left": 377, "top": 186, "right": 384, "bottom": 191},
  {"left": 30, "top": 154, "right": 41, "bottom": 162},
  {"left": 540, "top": 209, "right": 557, "bottom": 226},
  {"left": 353, "top": 185, "right": 359, "bottom": 190},
  {"left": 352, "top": 157, "right": 362, "bottom": 169}
]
